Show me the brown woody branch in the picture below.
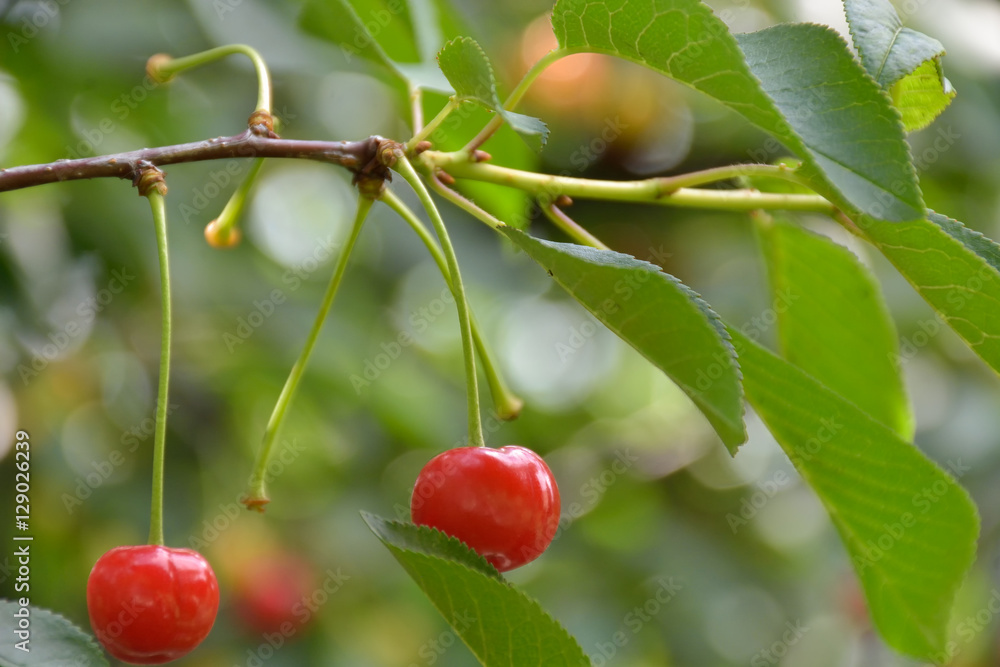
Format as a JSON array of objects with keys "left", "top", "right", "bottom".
[{"left": 0, "top": 130, "right": 390, "bottom": 193}]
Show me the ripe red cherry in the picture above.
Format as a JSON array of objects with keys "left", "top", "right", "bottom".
[
  {"left": 231, "top": 552, "right": 317, "bottom": 636},
  {"left": 411, "top": 445, "right": 560, "bottom": 572},
  {"left": 87, "top": 545, "right": 219, "bottom": 664}
]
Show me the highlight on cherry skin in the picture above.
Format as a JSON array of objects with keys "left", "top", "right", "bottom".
[
  {"left": 410, "top": 445, "right": 561, "bottom": 572},
  {"left": 86, "top": 545, "right": 220, "bottom": 665}
]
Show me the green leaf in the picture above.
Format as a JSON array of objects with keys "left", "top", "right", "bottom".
[
  {"left": 501, "top": 227, "right": 746, "bottom": 450},
  {"left": 551, "top": 0, "right": 923, "bottom": 221},
  {"left": 730, "top": 328, "right": 978, "bottom": 660},
  {"left": 759, "top": 220, "right": 913, "bottom": 438},
  {"left": 736, "top": 24, "right": 922, "bottom": 221},
  {"left": 844, "top": 0, "right": 955, "bottom": 130},
  {"left": 362, "top": 513, "right": 590, "bottom": 666},
  {"left": 930, "top": 210, "right": 1000, "bottom": 271},
  {"left": 0, "top": 600, "right": 109, "bottom": 666},
  {"left": 844, "top": 0, "right": 945, "bottom": 88},
  {"left": 860, "top": 212, "right": 1000, "bottom": 377},
  {"left": 300, "top": 0, "right": 451, "bottom": 91},
  {"left": 437, "top": 37, "right": 548, "bottom": 149},
  {"left": 891, "top": 59, "right": 956, "bottom": 132}
]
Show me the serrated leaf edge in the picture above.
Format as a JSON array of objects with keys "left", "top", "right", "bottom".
[
  {"left": 437, "top": 36, "right": 548, "bottom": 146},
  {"left": 842, "top": 0, "right": 945, "bottom": 89},
  {"left": 748, "top": 21, "right": 923, "bottom": 220},
  {"left": 362, "top": 512, "right": 589, "bottom": 665},
  {"left": 509, "top": 231, "right": 747, "bottom": 447},
  {"left": 0, "top": 599, "right": 109, "bottom": 667},
  {"left": 890, "top": 56, "right": 956, "bottom": 132},
  {"left": 361, "top": 511, "right": 504, "bottom": 580},
  {"left": 394, "top": 550, "right": 590, "bottom": 666}
]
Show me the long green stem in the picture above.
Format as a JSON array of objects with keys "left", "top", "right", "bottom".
[
  {"left": 381, "top": 189, "right": 522, "bottom": 420},
  {"left": 656, "top": 163, "right": 813, "bottom": 190},
  {"left": 541, "top": 203, "right": 609, "bottom": 249},
  {"left": 465, "top": 49, "right": 569, "bottom": 152},
  {"left": 427, "top": 175, "right": 505, "bottom": 230},
  {"left": 150, "top": 44, "right": 272, "bottom": 112},
  {"left": 206, "top": 157, "right": 265, "bottom": 245},
  {"left": 147, "top": 191, "right": 171, "bottom": 546},
  {"left": 393, "top": 157, "right": 486, "bottom": 446},
  {"left": 406, "top": 98, "right": 460, "bottom": 152},
  {"left": 410, "top": 84, "right": 424, "bottom": 137},
  {"left": 243, "top": 196, "right": 373, "bottom": 509},
  {"left": 421, "top": 154, "right": 837, "bottom": 214}
]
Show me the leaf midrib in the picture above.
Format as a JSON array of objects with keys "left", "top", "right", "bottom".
[{"left": 873, "top": 25, "right": 905, "bottom": 86}]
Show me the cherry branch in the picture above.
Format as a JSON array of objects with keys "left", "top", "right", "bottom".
[{"left": 0, "top": 130, "right": 387, "bottom": 193}]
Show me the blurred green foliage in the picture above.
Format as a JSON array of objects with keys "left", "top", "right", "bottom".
[{"left": 2, "top": 0, "right": 1000, "bottom": 665}]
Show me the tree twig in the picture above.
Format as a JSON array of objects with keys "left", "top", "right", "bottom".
[{"left": 0, "top": 130, "right": 385, "bottom": 192}]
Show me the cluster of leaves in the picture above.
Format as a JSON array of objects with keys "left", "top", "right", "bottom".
[{"left": 301, "top": 0, "right": 986, "bottom": 664}]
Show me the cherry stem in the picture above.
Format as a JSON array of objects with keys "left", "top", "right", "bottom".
[
  {"left": 149, "top": 44, "right": 272, "bottom": 112},
  {"left": 243, "top": 195, "right": 374, "bottom": 509},
  {"left": 427, "top": 174, "right": 505, "bottom": 230},
  {"left": 146, "top": 191, "right": 171, "bottom": 547},
  {"left": 392, "top": 156, "right": 487, "bottom": 446},
  {"left": 381, "top": 189, "right": 522, "bottom": 420},
  {"left": 409, "top": 84, "right": 424, "bottom": 137},
  {"left": 541, "top": 202, "right": 609, "bottom": 250},
  {"left": 406, "top": 98, "right": 460, "bottom": 153},
  {"left": 418, "top": 154, "right": 834, "bottom": 214},
  {"left": 211, "top": 157, "right": 265, "bottom": 236}
]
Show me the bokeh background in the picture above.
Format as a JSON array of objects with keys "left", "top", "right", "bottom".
[{"left": 2, "top": 0, "right": 1000, "bottom": 665}]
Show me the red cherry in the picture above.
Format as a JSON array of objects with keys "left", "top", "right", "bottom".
[
  {"left": 87, "top": 545, "right": 219, "bottom": 664},
  {"left": 411, "top": 446, "right": 560, "bottom": 572},
  {"left": 231, "top": 553, "right": 317, "bottom": 636}
]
